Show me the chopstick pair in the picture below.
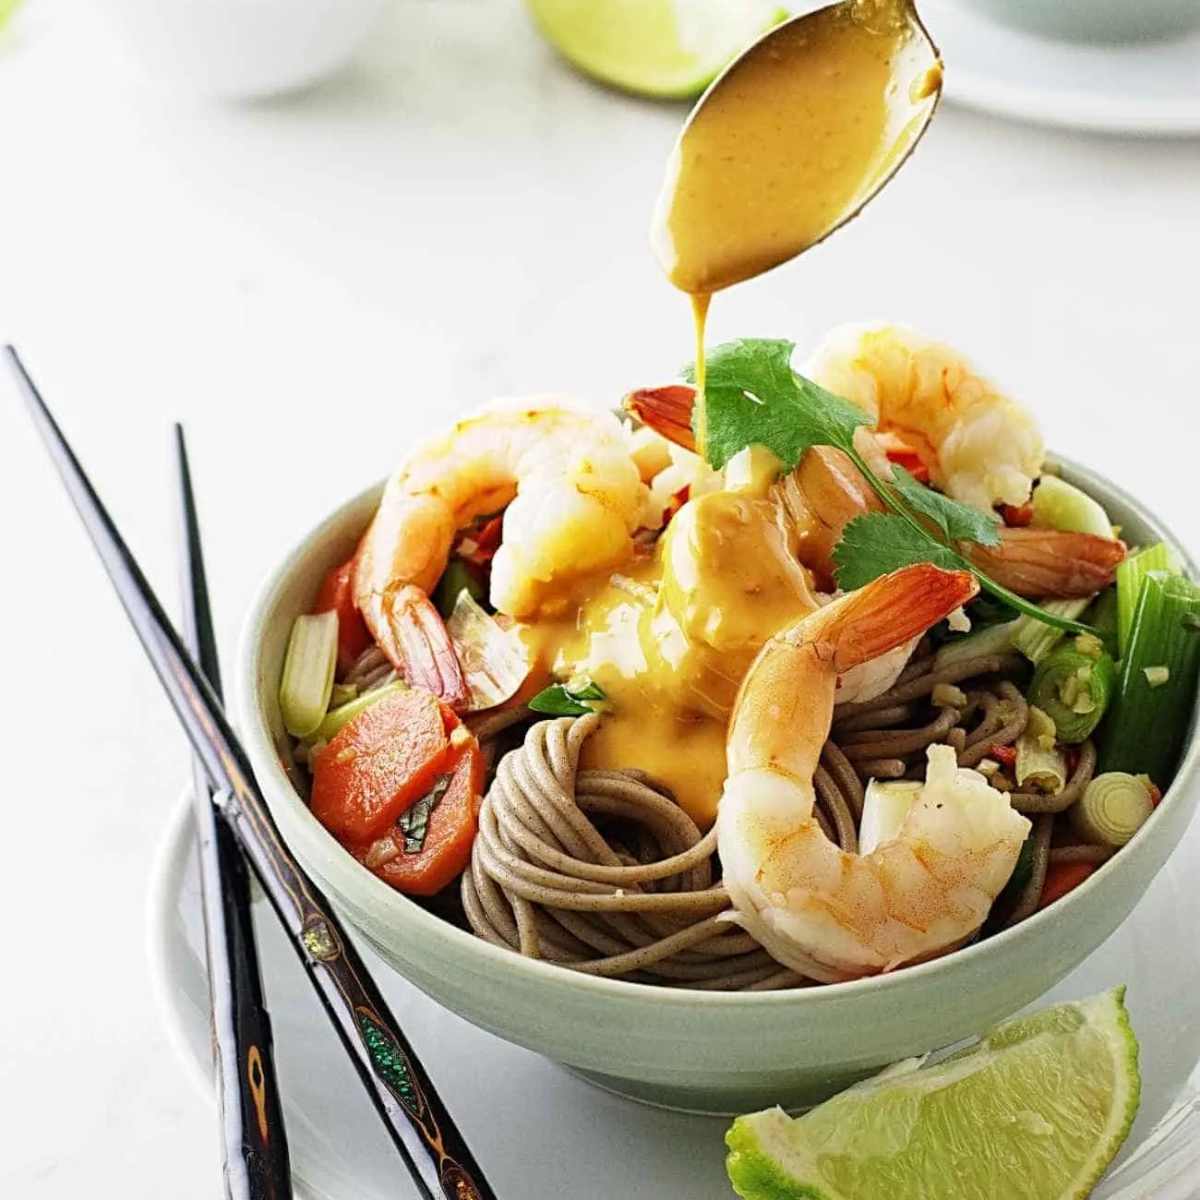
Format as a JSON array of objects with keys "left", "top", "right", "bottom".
[{"left": 8, "top": 347, "right": 497, "bottom": 1200}]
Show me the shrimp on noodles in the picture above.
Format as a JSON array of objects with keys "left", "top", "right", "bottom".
[{"left": 717, "top": 564, "right": 1032, "bottom": 981}]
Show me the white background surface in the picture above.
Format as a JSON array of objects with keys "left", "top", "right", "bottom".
[{"left": 1, "top": 1, "right": 1198, "bottom": 1196}]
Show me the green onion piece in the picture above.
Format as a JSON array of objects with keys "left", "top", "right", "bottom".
[
  {"left": 1031, "top": 475, "right": 1114, "bottom": 539},
  {"left": 1011, "top": 597, "right": 1092, "bottom": 666},
  {"left": 529, "top": 678, "right": 607, "bottom": 717},
  {"left": 279, "top": 612, "right": 339, "bottom": 737},
  {"left": 1027, "top": 640, "right": 1117, "bottom": 743},
  {"left": 1116, "top": 542, "right": 1181, "bottom": 658},
  {"left": 306, "top": 679, "right": 407, "bottom": 745},
  {"left": 858, "top": 780, "right": 922, "bottom": 855},
  {"left": 1101, "top": 571, "right": 1200, "bottom": 780},
  {"left": 434, "top": 560, "right": 487, "bottom": 618},
  {"left": 1070, "top": 772, "right": 1154, "bottom": 848},
  {"left": 932, "top": 618, "right": 1022, "bottom": 672},
  {"left": 1086, "top": 586, "right": 1119, "bottom": 655},
  {"left": 330, "top": 682, "right": 358, "bottom": 708},
  {"left": 1015, "top": 706, "right": 1067, "bottom": 793}
]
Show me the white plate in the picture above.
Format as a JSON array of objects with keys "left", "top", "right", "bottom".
[
  {"left": 922, "top": 1, "right": 1200, "bottom": 135},
  {"left": 150, "top": 791, "right": 1200, "bottom": 1198}
]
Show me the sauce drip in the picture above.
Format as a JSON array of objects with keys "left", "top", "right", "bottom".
[{"left": 653, "top": 0, "right": 941, "bottom": 418}]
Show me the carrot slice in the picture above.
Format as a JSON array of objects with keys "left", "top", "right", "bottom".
[
  {"left": 314, "top": 558, "right": 373, "bottom": 674},
  {"left": 1038, "top": 861, "right": 1095, "bottom": 909},
  {"left": 310, "top": 688, "right": 455, "bottom": 841},
  {"left": 353, "top": 738, "right": 484, "bottom": 896}
]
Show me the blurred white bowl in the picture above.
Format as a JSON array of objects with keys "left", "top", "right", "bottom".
[{"left": 96, "top": 0, "right": 389, "bottom": 99}]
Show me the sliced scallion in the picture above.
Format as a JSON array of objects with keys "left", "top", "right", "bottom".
[
  {"left": 279, "top": 612, "right": 339, "bottom": 738},
  {"left": 306, "top": 679, "right": 407, "bottom": 745},
  {"left": 1116, "top": 542, "right": 1181, "bottom": 658},
  {"left": 1015, "top": 706, "right": 1067, "bottom": 794},
  {"left": 932, "top": 618, "right": 1022, "bottom": 673},
  {"left": 1027, "top": 638, "right": 1117, "bottom": 743},
  {"left": 1070, "top": 773, "right": 1154, "bottom": 848},
  {"left": 1011, "top": 597, "right": 1092, "bottom": 666},
  {"left": 1031, "top": 475, "right": 1115, "bottom": 539},
  {"left": 1101, "top": 571, "right": 1200, "bottom": 781}
]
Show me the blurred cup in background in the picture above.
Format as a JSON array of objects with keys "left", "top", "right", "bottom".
[
  {"left": 959, "top": 0, "right": 1200, "bottom": 44},
  {"left": 93, "top": 0, "right": 389, "bottom": 99}
]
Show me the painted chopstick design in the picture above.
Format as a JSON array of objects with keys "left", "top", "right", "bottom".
[
  {"left": 8, "top": 347, "right": 496, "bottom": 1200},
  {"left": 175, "top": 424, "right": 293, "bottom": 1199}
]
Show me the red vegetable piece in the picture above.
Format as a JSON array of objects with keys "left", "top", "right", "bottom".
[
  {"left": 314, "top": 558, "right": 373, "bottom": 674},
  {"left": 353, "top": 737, "right": 484, "bottom": 896},
  {"left": 990, "top": 744, "right": 1017, "bottom": 770},
  {"left": 884, "top": 446, "right": 930, "bottom": 484},
  {"left": 310, "top": 688, "right": 455, "bottom": 841},
  {"left": 1001, "top": 502, "right": 1034, "bottom": 528},
  {"left": 1038, "top": 861, "right": 1095, "bottom": 909}
]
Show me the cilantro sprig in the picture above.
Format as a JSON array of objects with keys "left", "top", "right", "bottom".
[
  {"left": 685, "top": 339, "right": 1094, "bottom": 635},
  {"left": 528, "top": 678, "right": 608, "bottom": 717}
]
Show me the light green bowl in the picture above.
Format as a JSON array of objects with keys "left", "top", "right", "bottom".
[{"left": 234, "top": 458, "right": 1199, "bottom": 1115}]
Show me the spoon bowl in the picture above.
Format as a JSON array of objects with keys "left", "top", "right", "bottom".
[{"left": 652, "top": 0, "right": 943, "bottom": 296}]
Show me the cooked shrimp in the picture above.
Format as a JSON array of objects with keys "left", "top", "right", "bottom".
[
  {"left": 627, "top": 385, "right": 1124, "bottom": 597},
  {"left": 717, "top": 564, "right": 1031, "bottom": 981},
  {"left": 354, "top": 398, "right": 647, "bottom": 680},
  {"left": 805, "top": 323, "right": 1045, "bottom": 512},
  {"left": 967, "top": 526, "right": 1128, "bottom": 599}
]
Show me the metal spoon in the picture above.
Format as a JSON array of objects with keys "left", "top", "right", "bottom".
[{"left": 652, "top": 0, "right": 943, "bottom": 297}]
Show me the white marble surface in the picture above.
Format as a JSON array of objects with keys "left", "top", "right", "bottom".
[{"left": 0, "top": 2, "right": 1198, "bottom": 1197}]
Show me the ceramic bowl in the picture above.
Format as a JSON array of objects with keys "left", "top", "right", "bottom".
[
  {"left": 234, "top": 457, "right": 1199, "bottom": 1114},
  {"left": 959, "top": 0, "right": 1200, "bottom": 43},
  {"left": 93, "top": 0, "right": 388, "bottom": 99}
]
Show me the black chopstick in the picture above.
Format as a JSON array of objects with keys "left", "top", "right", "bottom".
[
  {"left": 8, "top": 346, "right": 497, "bottom": 1200},
  {"left": 175, "top": 425, "right": 293, "bottom": 1199}
]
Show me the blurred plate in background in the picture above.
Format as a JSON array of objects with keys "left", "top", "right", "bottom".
[{"left": 920, "top": 0, "right": 1200, "bottom": 135}]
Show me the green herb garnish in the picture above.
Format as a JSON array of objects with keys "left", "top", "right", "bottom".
[
  {"left": 397, "top": 775, "right": 451, "bottom": 854},
  {"left": 528, "top": 678, "right": 607, "bottom": 717},
  {"left": 686, "top": 338, "right": 1093, "bottom": 635}
]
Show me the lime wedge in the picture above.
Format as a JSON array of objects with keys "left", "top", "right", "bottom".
[
  {"left": 525, "top": 0, "right": 787, "bottom": 100},
  {"left": 727, "top": 987, "right": 1140, "bottom": 1200}
]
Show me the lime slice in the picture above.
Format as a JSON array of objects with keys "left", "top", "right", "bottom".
[
  {"left": 525, "top": 0, "right": 788, "bottom": 100},
  {"left": 727, "top": 987, "right": 1140, "bottom": 1200}
]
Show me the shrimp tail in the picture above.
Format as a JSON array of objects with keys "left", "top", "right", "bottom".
[
  {"left": 963, "top": 528, "right": 1127, "bottom": 598},
  {"left": 729, "top": 565, "right": 976, "bottom": 778},
  {"left": 383, "top": 585, "right": 471, "bottom": 711},
  {"left": 788, "top": 563, "right": 978, "bottom": 671},
  {"left": 623, "top": 385, "right": 698, "bottom": 452}
]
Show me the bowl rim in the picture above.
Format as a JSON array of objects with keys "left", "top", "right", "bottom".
[{"left": 234, "top": 452, "right": 1200, "bottom": 1010}]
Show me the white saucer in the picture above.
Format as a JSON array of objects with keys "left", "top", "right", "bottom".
[
  {"left": 149, "top": 791, "right": 1200, "bottom": 1198},
  {"left": 923, "top": 1, "right": 1200, "bottom": 135}
]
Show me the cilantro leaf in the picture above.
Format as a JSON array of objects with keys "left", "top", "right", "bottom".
[
  {"left": 889, "top": 467, "right": 1001, "bottom": 548},
  {"left": 683, "top": 339, "right": 869, "bottom": 470},
  {"left": 833, "top": 514, "right": 965, "bottom": 591},
  {"left": 528, "top": 678, "right": 608, "bottom": 717}
]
